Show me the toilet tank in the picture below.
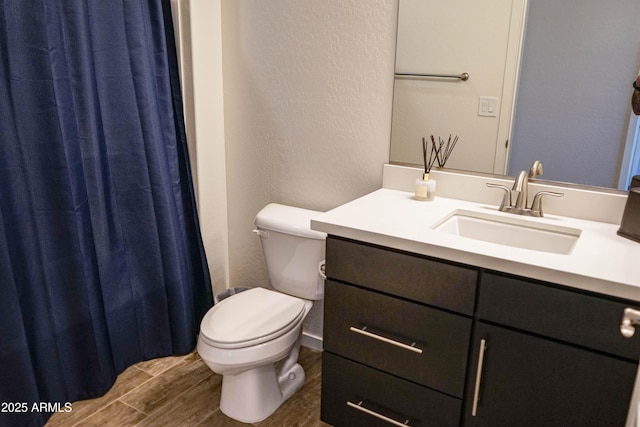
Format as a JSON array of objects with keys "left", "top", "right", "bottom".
[{"left": 254, "top": 204, "right": 326, "bottom": 300}]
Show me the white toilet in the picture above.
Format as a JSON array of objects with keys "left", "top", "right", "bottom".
[{"left": 197, "top": 203, "right": 326, "bottom": 423}]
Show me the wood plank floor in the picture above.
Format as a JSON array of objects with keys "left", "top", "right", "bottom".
[{"left": 46, "top": 347, "right": 329, "bottom": 426}]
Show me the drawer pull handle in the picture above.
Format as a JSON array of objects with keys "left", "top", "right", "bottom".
[
  {"left": 471, "top": 339, "right": 487, "bottom": 417},
  {"left": 347, "top": 400, "right": 411, "bottom": 426},
  {"left": 349, "top": 326, "right": 423, "bottom": 354}
]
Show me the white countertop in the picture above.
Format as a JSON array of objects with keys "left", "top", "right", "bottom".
[{"left": 311, "top": 188, "right": 640, "bottom": 302}]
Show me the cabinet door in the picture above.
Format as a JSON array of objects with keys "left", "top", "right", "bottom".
[{"left": 464, "top": 322, "right": 637, "bottom": 427}]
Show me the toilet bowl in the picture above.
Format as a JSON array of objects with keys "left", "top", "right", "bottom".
[{"left": 197, "top": 204, "right": 326, "bottom": 423}]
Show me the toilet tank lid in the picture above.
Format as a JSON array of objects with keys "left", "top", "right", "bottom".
[{"left": 254, "top": 203, "right": 327, "bottom": 240}]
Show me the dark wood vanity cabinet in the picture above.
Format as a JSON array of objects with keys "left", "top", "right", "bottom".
[
  {"left": 321, "top": 236, "right": 477, "bottom": 426},
  {"left": 464, "top": 273, "right": 640, "bottom": 426},
  {"left": 321, "top": 236, "right": 640, "bottom": 426}
]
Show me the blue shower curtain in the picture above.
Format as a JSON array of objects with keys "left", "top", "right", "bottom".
[{"left": 0, "top": 1, "right": 212, "bottom": 425}]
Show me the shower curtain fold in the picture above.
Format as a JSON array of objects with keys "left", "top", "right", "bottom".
[{"left": 0, "top": 1, "right": 212, "bottom": 425}]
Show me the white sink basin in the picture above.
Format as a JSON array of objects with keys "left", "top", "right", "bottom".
[{"left": 432, "top": 209, "right": 581, "bottom": 255}]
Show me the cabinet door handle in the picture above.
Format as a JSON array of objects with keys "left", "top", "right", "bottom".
[
  {"left": 471, "top": 339, "right": 487, "bottom": 417},
  {"left": 349, "top": 326, "right": 423, "bottom": 354},
  {"left": 620, "top": 307, "right": 640, "bottom": 338},
  {"left": 347, "top": 400, "right": 412, "bottom": 427}
]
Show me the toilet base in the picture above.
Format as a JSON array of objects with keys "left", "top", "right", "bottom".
[{"left": 220, "top": 362, "right": 306, "bottom": 423}]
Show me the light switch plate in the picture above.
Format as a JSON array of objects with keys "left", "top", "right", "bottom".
[{"left": 478, "top": 97, "right": 499, "bottom": 117}]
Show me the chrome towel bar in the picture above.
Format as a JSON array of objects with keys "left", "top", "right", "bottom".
[{"left": 395, "top": 72, "right": 469, "bottom": 81}]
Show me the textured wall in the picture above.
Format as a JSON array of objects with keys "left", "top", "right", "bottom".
[{"left": 221, "top": 1, "right": 397, "bottom": 287}]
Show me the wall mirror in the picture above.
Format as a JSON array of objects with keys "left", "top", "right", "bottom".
[{"left": 389, "top": 0, "right": 640, "bottom": 190}]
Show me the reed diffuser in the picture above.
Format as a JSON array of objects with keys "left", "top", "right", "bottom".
[{"left": 414, "top": 137, "right": 439, "bottom": 201}]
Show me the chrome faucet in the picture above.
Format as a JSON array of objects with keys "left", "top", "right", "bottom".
[
  {"left": 486, "top": 161, "right": 563, "bottom": 217},
  {"left": 512, "top": 170, "right": 529, "bottom": 210}
]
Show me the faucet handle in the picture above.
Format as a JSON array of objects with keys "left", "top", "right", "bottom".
[
  {"left": 486, "top": 183, "right": 512, "bottom": 210},
  {"left": 530, "top": 191, "right": 563, "bottom": 217}
]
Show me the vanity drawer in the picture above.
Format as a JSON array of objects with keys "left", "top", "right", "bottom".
[
  {"left": 323, "top": 280, "right": 472, "bottom": 398},
  {"left": 326, "top": 236, "right": 478, "bottom": 315},
  {"left": 478, "top": 272, "right": 640, "bottom": 360},
  {"left": 321, "top": 352, "right": 461, "bottom": 427}
]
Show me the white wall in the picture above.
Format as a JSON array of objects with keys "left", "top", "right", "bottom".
[
  {"left": 173, "top": 0, "right": 229, "bottom": 297},
  {"left": 220, "top": 0, "right": 397, "bottom": 288}
]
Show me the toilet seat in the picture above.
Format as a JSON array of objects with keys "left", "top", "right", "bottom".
[{"left": 199, "top": 287, "right": 306, "bottom": 349}]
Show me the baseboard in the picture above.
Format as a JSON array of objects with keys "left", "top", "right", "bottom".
[{"left": 301, "top": 332, "right": 323, "bottom": 352}]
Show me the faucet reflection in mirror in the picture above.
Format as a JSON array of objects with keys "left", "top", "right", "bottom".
[{"left": 486, "top": 161, "right": 564, "bottom": 217}]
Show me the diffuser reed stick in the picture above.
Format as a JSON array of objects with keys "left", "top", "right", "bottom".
[
  {"left": 422, "top": 137, "right": 440, "bottom": 174},
  {"left": 429, "top": 134, "right": 459, "bottom": 168}
]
